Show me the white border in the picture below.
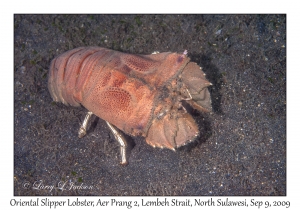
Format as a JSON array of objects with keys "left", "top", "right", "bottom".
[{"left": 2, "top": 0, "right": 299, "bottom": 209}]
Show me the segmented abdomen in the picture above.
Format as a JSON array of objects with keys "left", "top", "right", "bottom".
[
  {"left": 48, "top": 47, "right": 157, "bottom": 135},
  {"left": 48, "top": 47, "right": 110, "bottom": 106}
]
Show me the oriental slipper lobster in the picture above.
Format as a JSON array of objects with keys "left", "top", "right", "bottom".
[{"left": 48, "top": 47, "right": 212, "bottom": 165}]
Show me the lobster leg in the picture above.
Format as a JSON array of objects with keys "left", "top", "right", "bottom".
[
  {"left": 78, "top": 112, "right": 128, "bottom": 165},
  {"left": 106, "top": 121, "right": 128, "bottom": 165},
  {"left": 78, "top": 111, "right": 93, "bottom": 138}
]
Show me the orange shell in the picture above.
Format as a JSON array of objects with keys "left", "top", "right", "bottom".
[{"left": 48, "top": 47, "right": 212, "bottom": 149}]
